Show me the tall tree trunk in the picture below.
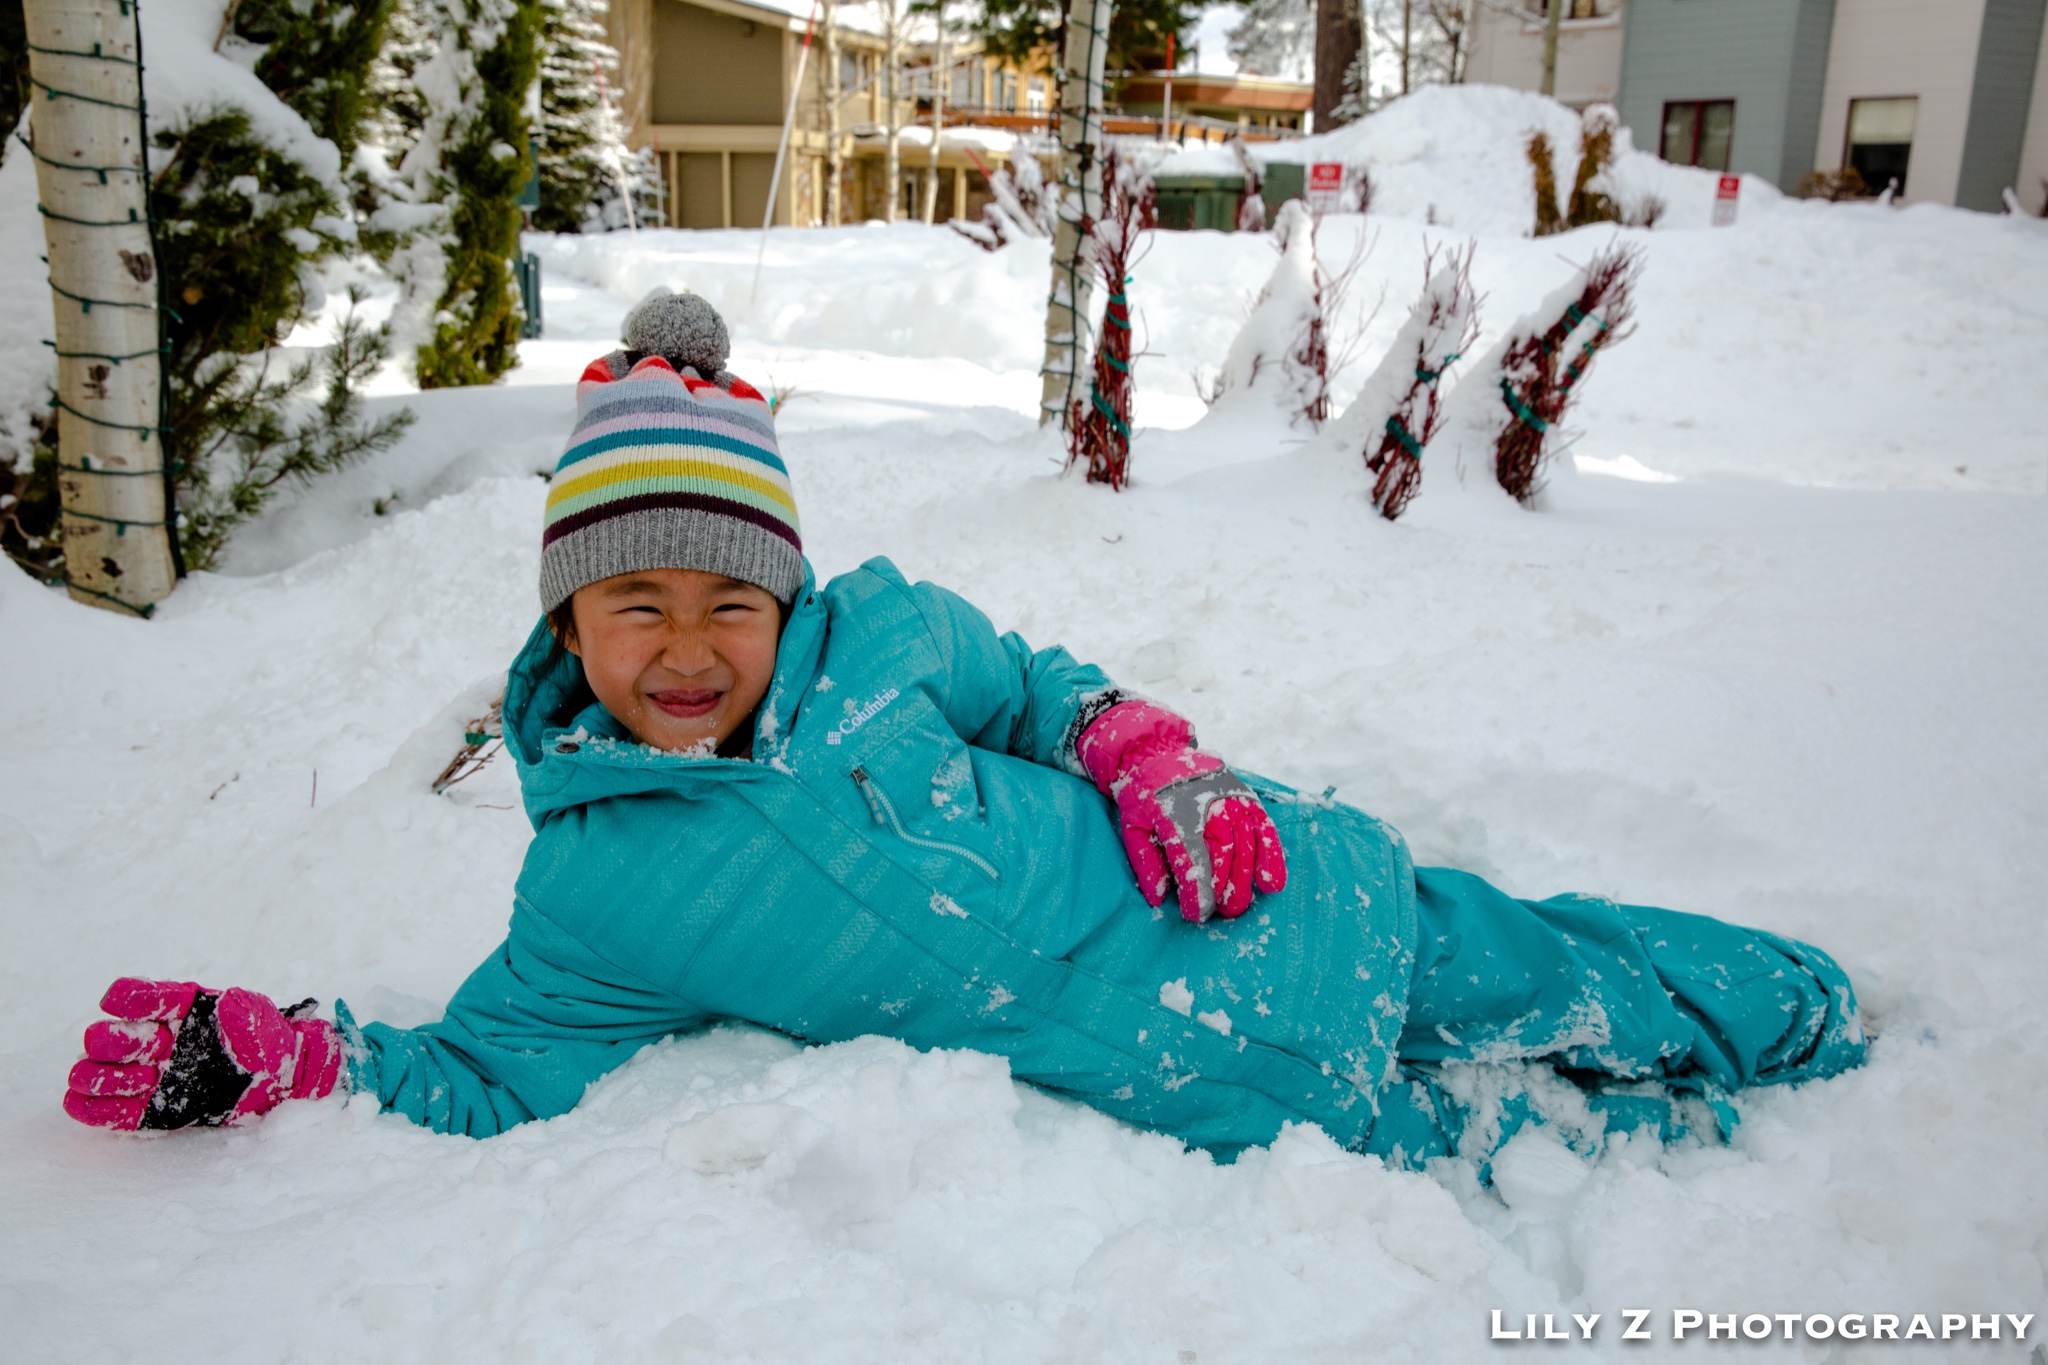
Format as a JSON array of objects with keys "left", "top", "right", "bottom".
[
  {"left": 1540, "top": 0, "right": 1562, "bottom": 96},
  {"left": 823, "top": 0, "right": 841, "bottom": 225},
  {"left": 883, "top": 0, "right": 901, "bottom": 222},
  {"left": 921, "top": 0, "right": 946, "bottom": 223},
  {"left": 1400, "top": 0, "right": 1411, "bottom": 94},
  {"left": 1037, "top": 0, "right": 1112, "bottom": 426},
  {"left": 24, "top": 0, "right": 179, "bottom": 615},
  {"left": 1312, "top": 0, "right": 1362, "bottom": 131}
]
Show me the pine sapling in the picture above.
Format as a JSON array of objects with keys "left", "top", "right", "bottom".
[
  {"left": 1067, "top": 149, "right": 1153, "bottom": 490},
  {"left": 1493, "top": 242, "right": 1641, "bottom": 503},
  {"left": 1364, "top": 244, "right": 1479, "bottom": 519},
  {"left": 176, "top": 290, "right": 418, "bottom": 567}
]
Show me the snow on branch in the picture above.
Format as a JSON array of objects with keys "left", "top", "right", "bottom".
[
  {"left": 1324, "top": 242, "right": 1481, "bottom": 520},
  {"left": 1066, "top": 148, "right": 1153, "bottom": 490},
  {"left": 1491, "top": 242, "right": 1640, "bottom": 502},
  {"left": 1216, "top": 199, "right": 1373, "bottom": 430},
  {"left": 952, "top": 149, "right": 1055, "bottom": 251}
]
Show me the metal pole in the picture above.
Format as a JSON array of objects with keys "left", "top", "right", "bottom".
[
  {"left": 1162, "top": 31, "right": 1173, "bottom": 139},
  {"left": 922, "top": 0, "right": 946, "bottom": 223},
  {"left": 752, "top": 0, "right": 819, "bottom": 308}
]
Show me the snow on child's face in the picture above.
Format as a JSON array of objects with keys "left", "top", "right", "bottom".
[{"left": 562, "top": 569, "right": 781, "bottom": 755}]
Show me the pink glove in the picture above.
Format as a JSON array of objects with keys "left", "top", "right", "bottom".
[
  {"left": 64, "top": 978, "right": 344, "bottom": 1131},
  {"left": 1076, "top": 699, "right": 1287, "bottom": 923}
]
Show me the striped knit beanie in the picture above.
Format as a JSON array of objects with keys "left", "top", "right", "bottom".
[{"left": 540, "top": 354, "right": 802, "bottom": 611}]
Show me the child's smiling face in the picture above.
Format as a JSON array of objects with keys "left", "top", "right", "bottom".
[{"left": 561, "top": 569, "right": 782, "bottom": 755}]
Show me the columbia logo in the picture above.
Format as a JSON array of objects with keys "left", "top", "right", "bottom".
[{"left": 824, "top": 688, "right": 900, "bottom": 745}]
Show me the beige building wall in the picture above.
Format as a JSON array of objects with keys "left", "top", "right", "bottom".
[
  {"left": 1465, "top": 4, "right": 1625, "bottom": 107},
  {"left": 1810, "top": 0, "right": 1988, "bottom": 204},
  {"left": 2017, "top": 19, "right": 2048, "bottom": 212}
]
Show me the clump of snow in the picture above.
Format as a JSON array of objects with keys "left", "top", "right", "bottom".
[{"left": 1210, "top": 199, "right": 1322, "bottom": 420}]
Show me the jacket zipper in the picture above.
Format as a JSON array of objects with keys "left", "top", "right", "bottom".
[{"left": 851, "top": 765, "right": 999, "bottom": 880}]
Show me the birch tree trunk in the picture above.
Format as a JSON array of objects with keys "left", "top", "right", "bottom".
[
  {"left": 883, "top": 0, "right": 901, "bottom": 222},
  {"left": 24, "top": 0, "right": 179, "bottom": 614},
  {"left": 1036, "top": 0, "right": 1112, "bottom": 427},
  {"left": 920, "top": 0, "right": 945, "bottom": 224},
  {"left": 822, "top": 0, "right": 841, "bottom": 226}
]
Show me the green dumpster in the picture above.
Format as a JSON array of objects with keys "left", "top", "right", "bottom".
[{"left": 1153, "top": 174, "right": 1253, "bottom": 231}]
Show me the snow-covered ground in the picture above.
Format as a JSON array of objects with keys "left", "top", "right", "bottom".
[{"left": 5, "top": 122, "right": 2048, "bottom": 1360}]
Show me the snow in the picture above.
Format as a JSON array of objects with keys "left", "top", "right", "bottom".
[
  {"left": 5, "top": 86, "right": 2048, "bottom": 1361},
  {"left": 140, "top": 0, "right": 345, "bottom": 187}
]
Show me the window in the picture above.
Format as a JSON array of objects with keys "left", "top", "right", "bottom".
[
  {"left": 1661, "top": 100, "right": 1735, "bottom": 171},
  {"left": 1845, "top": 96, "right": 1916, "bottom": 195},
  {"left": 1521, "top": 0, "right": 1618, "bottom": 18},
  {"left": 1027, "top": 76, "right": 1047, "bottom": 114},
  {"left": 838, "top": 50, "right": 860, "bottom": 94}
]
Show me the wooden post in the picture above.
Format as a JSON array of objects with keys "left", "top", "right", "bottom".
[
  {"left": 921, "top": 0, "right": 946, "bottom": 224},
  {"left": 1541, "top": 0, "right": 1563, "bottom": 97},
  {"left": 1037, "top": 0, "right": 1113, "bottom": 426},
  {"left": 822, "top": 0, "right": 841, "bottom": 225},
  {"left": 24, "top": 0, "right": 178, "bottom": 615}
]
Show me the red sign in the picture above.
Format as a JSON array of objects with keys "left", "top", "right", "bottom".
[
  {"left": 1712, "top": 174, "right": 1740, "bottom": 227},
  {"left": 1308, "top": 162, "right": 1345, "bottom": 213}
]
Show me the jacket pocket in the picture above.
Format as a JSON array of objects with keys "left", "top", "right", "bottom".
[{"left": 851, "top": 765, "right": 999, "bottom": 881}]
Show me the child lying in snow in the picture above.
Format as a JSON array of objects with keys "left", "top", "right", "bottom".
[{"left": 63, "top": 293, "right": 1867, "bottom": 1164}]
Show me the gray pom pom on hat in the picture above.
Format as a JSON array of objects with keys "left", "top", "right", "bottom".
[{"left": 621, "top": 288, "right": 730, "bottom": 379}]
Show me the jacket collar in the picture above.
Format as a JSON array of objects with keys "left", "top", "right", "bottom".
[{"left": 503, "top": 562, "right": 828, "bottom": 825}]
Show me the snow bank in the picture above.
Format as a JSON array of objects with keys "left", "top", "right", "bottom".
[
  {"left": 1262, "top": 84, "right": 1774, "bottom": 235},
  {"left": 533, "top": 222, "right": 1053, "bottom": 369}
]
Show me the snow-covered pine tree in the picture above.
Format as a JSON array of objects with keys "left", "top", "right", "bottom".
[
  {"left": 387, "top": 0, "right": 545, "bottom": 388},
  {"left": 1323, "top": 242, "right": 1479, "bottom": 519},
  {"left": 534, "top": 0, "right": 655, "bottom": 231},
  {"left": 157, "top": 0, "right": 415, "bottom": 568},
  {"left": 363, "top": 0, "right": 436, "bottom": 202}
]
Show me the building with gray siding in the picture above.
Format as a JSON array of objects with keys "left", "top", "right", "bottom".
[{"left": 1465, "top": 0, "right": 2048, "bottom": 211}]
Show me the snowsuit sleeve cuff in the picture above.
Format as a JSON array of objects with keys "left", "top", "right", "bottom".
[{"left": 332, "top": 997, "right": 373, "bottom": 1099}]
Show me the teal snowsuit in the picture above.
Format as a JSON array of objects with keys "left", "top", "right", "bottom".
[{"left": 340, "top": 558, "right": 1864, "bottom": 1160}]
